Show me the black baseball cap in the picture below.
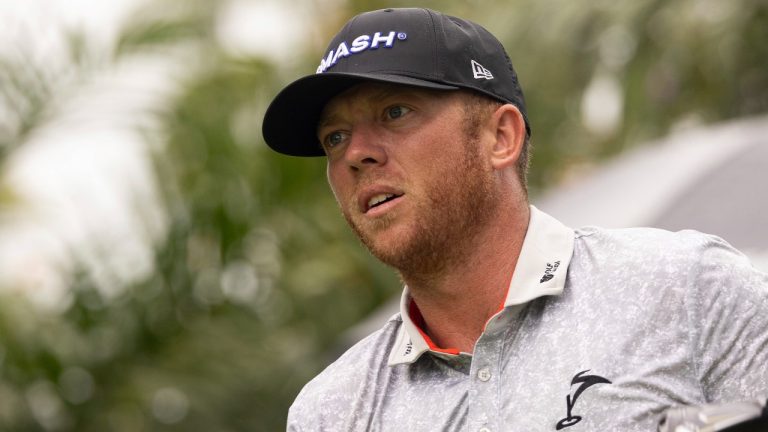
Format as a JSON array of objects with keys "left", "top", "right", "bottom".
[{"left": 262, "top": 7, "right": 530, "bottom": 157}]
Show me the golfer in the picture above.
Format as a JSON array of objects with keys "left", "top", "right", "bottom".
[{"left": 262, "top": 8, "right": 768, "bottom": 431}]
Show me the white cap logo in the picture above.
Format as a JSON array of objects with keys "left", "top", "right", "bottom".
[
  {"left": 471, "top": 60, "right": 494, "bottom": 80},
  {"left": 316, "top": 31, "right": 407, "bottom": 74}
]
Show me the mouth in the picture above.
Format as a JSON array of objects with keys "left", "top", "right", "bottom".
[{"left": 361, "top": 191, "right": 404, "bottom": 214}]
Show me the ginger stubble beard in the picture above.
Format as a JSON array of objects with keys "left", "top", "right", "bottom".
[{"left": 340, "top": 119, "right": 499, "bottom": 281}]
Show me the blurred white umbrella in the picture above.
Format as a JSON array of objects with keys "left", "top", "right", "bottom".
[{"left": 537, "top": 114, "right": 768, "bottom": 269}]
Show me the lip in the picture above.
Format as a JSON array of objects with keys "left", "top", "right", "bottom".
[{"left": 358, "top": 186, "right": 405, "bottom": 215}]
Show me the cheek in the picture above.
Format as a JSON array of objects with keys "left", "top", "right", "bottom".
[
  {"left": 326, "top": 163, "right": 349, "bottom": 204},
  {"left": 419, "top": 129, "right": 470, "bottom": 169},
  {"left": 326, "top": 164, "right": 340, "bottom": 197}
]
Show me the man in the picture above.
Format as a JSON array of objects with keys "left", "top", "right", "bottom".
[{"left": 262, "top": 8, "right": 768, "bottom": 431}]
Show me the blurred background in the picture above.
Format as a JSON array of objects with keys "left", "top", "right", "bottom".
[{"left": 0, "top": 0, "right": 766, "bottom": 430}]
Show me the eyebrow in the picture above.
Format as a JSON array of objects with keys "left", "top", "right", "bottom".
[
  {"left": 317, "top": 113, "right": 329, "bottom": 128},
  {"left": 316, "top": 104, "right": 351, "bottom": 134},
  {"left": 317, "top": 85, "right": 436, "bottom": 131},
  {"left": 317, "top": 113, "right": 341, "bottom": 132}
]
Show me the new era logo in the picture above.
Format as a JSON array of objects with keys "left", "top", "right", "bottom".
[{"left": 471, "top": 60, "right": 494, "bottom": 80}]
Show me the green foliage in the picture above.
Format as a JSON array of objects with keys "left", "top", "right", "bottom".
[
  {"left": 0, "top": 29, "right": 94, "bottom": 163},
  {"left": 0, "top": 0, "right": 766, "bottom": 430}
]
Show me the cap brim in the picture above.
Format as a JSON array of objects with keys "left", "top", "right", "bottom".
[{"left": 262, "top": 72, "right": 459, "bottom": 157}]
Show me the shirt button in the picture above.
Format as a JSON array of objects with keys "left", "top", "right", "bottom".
[
  {"left": 479, "top": 427, "right": 492, "bottom": 432},
  {"left": 477, "top": 367, "right": 492, "bottom": 382}
]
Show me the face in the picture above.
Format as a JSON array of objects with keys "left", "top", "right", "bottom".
[{"left": 317, "top": 83, "right": 499, "bottom": 275}]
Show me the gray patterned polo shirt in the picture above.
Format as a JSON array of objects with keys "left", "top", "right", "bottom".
[{"left": 287, "top": 207, "right": 768, "bottom": 431}]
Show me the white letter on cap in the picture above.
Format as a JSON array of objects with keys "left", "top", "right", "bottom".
[
  {"left": 370, "top": 31, "right": 396, "bottom": 49},
  {"left": 317, "top": 49, "right": 335, "bottom": 73},
  {"left": 332, "top": 42, "right": 351, "bottom": 65},
  {"left": 350, "top": 35, "right": 370, "bottom": 53}
]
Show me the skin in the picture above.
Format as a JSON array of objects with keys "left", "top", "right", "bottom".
[{"left": 317, "top": 82, "right": 530, "bottom": 353}]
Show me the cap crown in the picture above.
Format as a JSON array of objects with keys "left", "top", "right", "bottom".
[
  {"left": 317, "top": 8, "right": 527, "bottom": 113},
  {"left": 262, "top": 8, "right": 529, "bottom": 156}
]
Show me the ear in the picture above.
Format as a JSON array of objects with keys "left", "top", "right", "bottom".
[{"left": 489, "top": 104, "right": 526, "bottom": 171}]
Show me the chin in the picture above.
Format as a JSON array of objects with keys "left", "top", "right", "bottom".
[{"left": 357, "top": 222, "right": 418, "bottom": 267}]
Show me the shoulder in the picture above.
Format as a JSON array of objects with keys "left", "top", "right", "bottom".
[
  {"left": 575, "top": 225, "right": 720, "bottom": 250},
  {"left": 287, "top": 315, "right": 403, "bottom": 430},
  {"left": 573, "top": 225, "right": 751, "bottom": 267},
  {"left": 571, "top": 225, "right": 766, "bottom": 300}
]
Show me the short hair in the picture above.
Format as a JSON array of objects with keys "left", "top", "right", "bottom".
[{"left": 461, "top": 92, "right": 531, "bottom": 192}]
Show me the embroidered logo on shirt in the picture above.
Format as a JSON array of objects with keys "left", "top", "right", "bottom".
[
  {"left": 540, "top": 261, "right": 561, "bottom": 283},
  {"left": 404, "top": 340, "right": 413, "bottom": 355},
  {"left": 555, "top": 370, "right": 612, "bottom": 430}
]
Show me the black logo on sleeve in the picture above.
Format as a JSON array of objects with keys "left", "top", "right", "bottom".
[
  {"left": 540, "top": 261, "right": 561, "bottom": 283},
  {"left": 555, "top": 370, "right": 612, "bottom": 430}
]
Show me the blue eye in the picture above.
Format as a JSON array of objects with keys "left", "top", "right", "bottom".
[
  {"left": 386, "top": 105, "right": 410, "bottom": 120},
  {"left": 324, "top": 131, "right": 345, "bottom": 149}
]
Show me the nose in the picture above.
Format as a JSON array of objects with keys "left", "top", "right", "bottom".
[{"left": 343, "top": 125, "right": 387, "bottom": 171}]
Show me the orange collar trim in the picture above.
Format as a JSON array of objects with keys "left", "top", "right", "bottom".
[{"left": 407, "top": 301, "right": 461, "bottom": 355}]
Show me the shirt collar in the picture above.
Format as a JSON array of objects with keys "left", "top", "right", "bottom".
[{"left": 388, "top": 206, "right": 575, "bottom": 366}]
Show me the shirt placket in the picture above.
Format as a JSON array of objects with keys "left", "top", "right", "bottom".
[{"left": 466, "top": 312, "right": 511, "bottom": 432}]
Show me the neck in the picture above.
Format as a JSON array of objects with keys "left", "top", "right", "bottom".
[{"left": 401, "top": 201, "right": 530, "bottom": 353}]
